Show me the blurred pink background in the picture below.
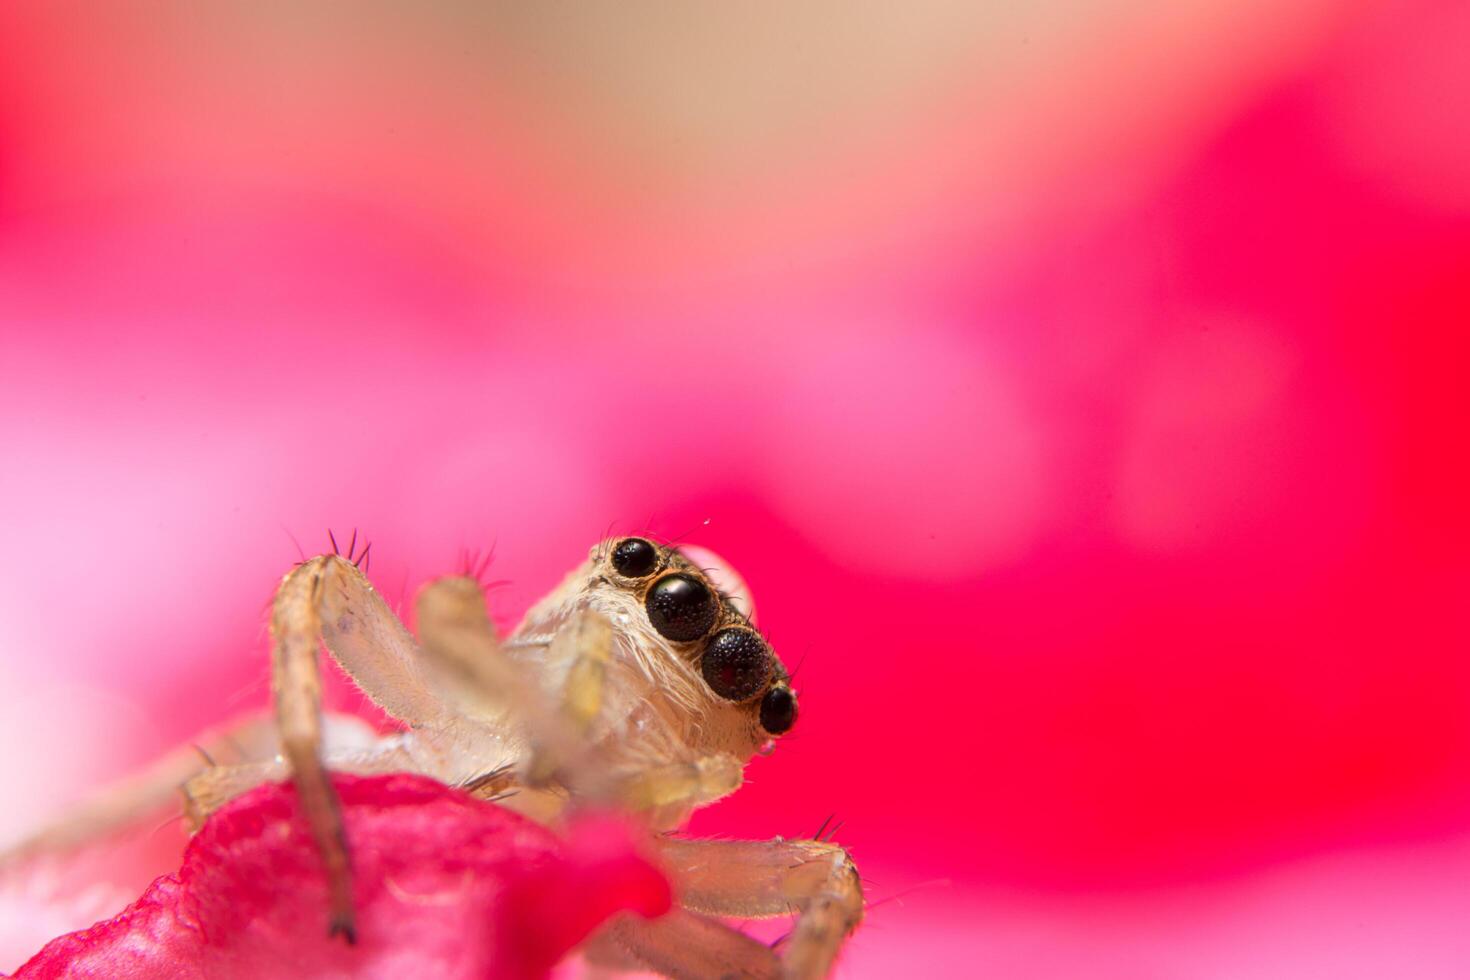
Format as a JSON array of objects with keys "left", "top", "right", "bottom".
[{"left": 2, "top": 1, "right": 1469, "bottom": 976}]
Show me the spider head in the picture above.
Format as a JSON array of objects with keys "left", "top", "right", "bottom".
[{"left": 587, "top": 536, "right": 798, "bottom": 748}]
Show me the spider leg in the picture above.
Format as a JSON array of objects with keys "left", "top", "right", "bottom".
[
  {"left": 592, "top": 907, "right": 781, "bottom": 980},
  {"left": 180, "top": 729, "right": 427, "bottom": 829},
  {"left": 289, "top": 557, "right": 451, "bottom": 729},
  {"left": 412, "top": 574, "right": 547, "bottom": 725},
  {"left": 269, "top": 554, "right": 457, "bottom": 942},
  {"left": 181, "top": 759, "right": 284, "bottom": 829},
  {"left": 0, "top": 713, "right": 279, "bottom": 864},
  {"left": 414, "top": 576, "right": 612, "bottom": 798},
  {"left": 657, "top": 837, "right": 864, "bottom": 980},
  {"left": 616, "top": 753, "right": 744, "bottom": 816},
  {"left": 526, "top": 607, "right": 615, "bottom": 786},
  {"left": 550, "top": 607, "right": 612, "bottom": 736}
]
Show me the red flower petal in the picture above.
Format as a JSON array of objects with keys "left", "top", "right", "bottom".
[{"left": 8, "top": 775, "right": 671, "bottom": 980}]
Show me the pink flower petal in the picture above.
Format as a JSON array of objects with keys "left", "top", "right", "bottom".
[{"left": 8, "top": 775, "right": 671, "bottom": 980}]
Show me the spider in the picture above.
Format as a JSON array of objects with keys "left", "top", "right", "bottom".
[{"left": 8, "top": 536, "right": 863, "bottom": 979}]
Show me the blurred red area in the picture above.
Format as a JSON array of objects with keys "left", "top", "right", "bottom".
[{"left": 1, "top": 1, "right": 1468, "bottom": 976}]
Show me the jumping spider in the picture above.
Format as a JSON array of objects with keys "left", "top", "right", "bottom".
[{"left": 9, "top": 537, "right": 863, "bottom": 979}]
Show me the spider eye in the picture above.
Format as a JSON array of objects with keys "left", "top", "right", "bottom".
[
  {"left": 611, "top": 537, "right": 659, "bottom": 577},
  {"left": 759, "top": 686, "right": 798, "bottom": 735},
  {"left": 645, "top": 573, "right": 717, "bottom": 642},
  {"left": 701, "top": 629, "right": 771, "bottom": 701}
]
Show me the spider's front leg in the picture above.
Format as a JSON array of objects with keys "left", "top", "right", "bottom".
[
  {"left": 413, "top": 576, "right": 611, "bottom": 800},
  {"left": 269, "top": 554, "right": 456, "bottom": 941}
]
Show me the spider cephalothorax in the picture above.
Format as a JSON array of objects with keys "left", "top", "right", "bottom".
[{"left": 501, "top": 538, "right": 799, "bottom": 827}]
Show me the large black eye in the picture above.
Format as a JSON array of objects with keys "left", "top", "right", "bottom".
[
  {"left": 760, "top": 686, "right": 798, "bottom": 735},
  {"left": 611, "top": 537, "right": 658, "bottom": 577},
  {"left": 645, "top": 573, "right": 717, "bottom": 642},
  {"left": 701, "top": 629, "right": 771, "bottom": 701}
]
